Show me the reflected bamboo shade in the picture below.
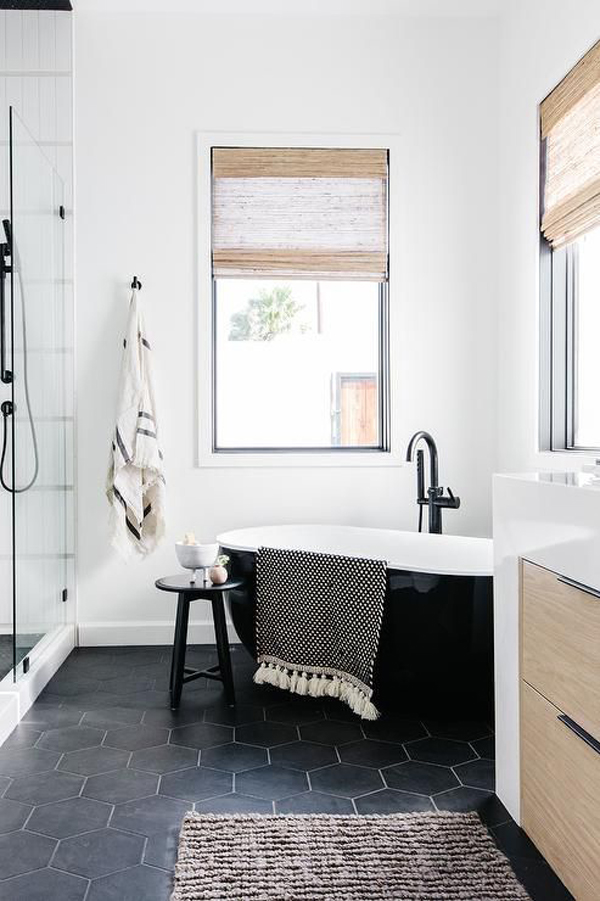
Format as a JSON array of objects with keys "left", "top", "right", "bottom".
[
  {"left": 211, "top": 148, "right": 389, "bottom": 280},
  {"left": 541, "top": 40, "right": 600, "bottom": 248}
]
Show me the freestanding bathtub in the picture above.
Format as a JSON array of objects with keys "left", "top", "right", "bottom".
[{"left": 217, "top": 525, "right": 494, "bottom": 718}]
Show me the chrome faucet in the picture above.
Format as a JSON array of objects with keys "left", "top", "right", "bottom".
[{"left": 405, "top": 431, "right": 460, "bottom": 534}]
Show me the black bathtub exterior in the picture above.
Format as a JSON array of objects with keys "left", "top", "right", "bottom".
[{"left": 222, "top": 547, "right": 494, "bottom": 718}]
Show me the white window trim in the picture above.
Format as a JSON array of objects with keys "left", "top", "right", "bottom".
[{"left": 196, "top": 130, "right": 403, "bottom": 469}]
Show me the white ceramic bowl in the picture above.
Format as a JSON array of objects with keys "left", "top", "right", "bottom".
[{"left": 175, "top": 541, "right": 219, "bottom": 572}]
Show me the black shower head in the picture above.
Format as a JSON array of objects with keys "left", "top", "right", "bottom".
[{"left": 2, "top": 221, "right": 10, "bottom": 245}]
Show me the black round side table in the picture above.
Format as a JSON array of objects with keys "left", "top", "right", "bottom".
[{"left": 156, "top": 574, "right": 245, "bottom": 710}]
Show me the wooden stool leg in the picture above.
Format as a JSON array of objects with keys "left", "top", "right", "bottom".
[
  {"left": 170, "top": 594, "right": 190, "bottom": 710},
  {"left": 212, "top": 593, "right": 235, "bottom": 706}
]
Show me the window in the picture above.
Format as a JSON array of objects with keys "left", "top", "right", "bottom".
[
  {"left": 540, "top": 40, "right": 600, "bottom": 452},
  {"left": 210, "top": 146, "right": 389, "bottom": 453}
]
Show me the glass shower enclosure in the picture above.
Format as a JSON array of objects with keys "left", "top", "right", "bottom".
[{"left": 0, "top": 107, "right": 69, "bottom": 681}]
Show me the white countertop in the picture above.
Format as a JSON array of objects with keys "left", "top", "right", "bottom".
[{"left": 217, "top": 524, "right": 493, "bottom": 577}]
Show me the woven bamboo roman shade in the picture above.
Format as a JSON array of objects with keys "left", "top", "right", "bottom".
[
  {"left": 211, "top": 148, "right": 388, "bottom": 280},
  {"left": 541, "top": 40, "right": 600, "bottom": 248}
]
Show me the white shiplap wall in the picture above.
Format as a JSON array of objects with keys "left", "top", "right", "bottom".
[{"left": 0, "top": 10, "right": 74, "bottom": 638}]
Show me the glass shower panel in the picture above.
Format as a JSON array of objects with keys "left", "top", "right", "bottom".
[{"left": 8, "top": 108, "right": 67, "bottom": 674}]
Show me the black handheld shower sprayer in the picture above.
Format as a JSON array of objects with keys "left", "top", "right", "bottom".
[{"left": 0, "top": 218, "right": 39, "bottom": 493}]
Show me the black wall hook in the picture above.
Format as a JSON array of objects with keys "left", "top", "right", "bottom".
[{"left": 131, "top": 276, "right": 142, "bottom": 290}]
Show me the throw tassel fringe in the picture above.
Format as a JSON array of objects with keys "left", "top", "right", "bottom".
[{"left": 254, "top": 662, "right": 379, "bottom": 721}]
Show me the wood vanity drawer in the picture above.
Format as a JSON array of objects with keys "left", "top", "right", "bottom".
[
  {"left": 521, "top": 559, "right": 600, "bottom": 737},
  {"left": 521, "top": 681, "right": 600, "bottom": 900}
]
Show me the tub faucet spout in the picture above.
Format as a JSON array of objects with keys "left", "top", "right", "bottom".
[{"left": 405, "top": 431, "right": 460, "bottom": 534}]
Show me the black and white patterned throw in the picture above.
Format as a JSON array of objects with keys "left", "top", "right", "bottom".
[{"left": 254, "top": 546, "right": 387, "bottom": 720}]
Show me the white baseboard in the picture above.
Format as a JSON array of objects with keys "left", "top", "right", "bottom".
[
  {"left": 78, "top": 620, "right": 241, "bottom": 647},
  {"left": 0, "top": 623, "right": 76, "bottom": 746}
]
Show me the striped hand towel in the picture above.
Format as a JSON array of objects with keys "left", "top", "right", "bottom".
[{"left": 106, "top": 287, "right": 166, "bottom": 558}]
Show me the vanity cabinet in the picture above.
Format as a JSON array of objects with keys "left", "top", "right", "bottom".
[{"left": 520, "top": 559, "right": 600, "bottom": 900}]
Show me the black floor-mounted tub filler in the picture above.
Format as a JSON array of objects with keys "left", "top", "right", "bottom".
[{"left": 217, "top": 524, "right": 494, "bottom": 718}]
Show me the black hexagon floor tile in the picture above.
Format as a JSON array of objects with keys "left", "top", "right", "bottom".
[
  {"left": 109, "top": 793, "right": 189, "bottom": 838},
  {"left": 104, "top": 724, "right": 169, "bottom": 751},
  {"left": 83, "top": 768, "right": 159, "bottom": 804},
  {"left": 44, "top": 673, "right": 100, "bottom": 696},
  {"left": 423, "top": 719, "right": 492, "bottom": 742},
  {"left": 362, "top": 717, "right": 427, "bottom": 744},
  {"left": 406, "top": 736, "right": 476, "bottom": 767},
  {"left": 58, "top": 692, "right": 123, "bottom": 711},
  {"left": 200, "top": 742, "right": 268, "bottom": 773},
  {"left": 0, "top": 746, "right": 61, "bottom": 778},
  {"left": 266, "top": 701, "right": 325, "bottom": 725},
  {"left": 52, "top": 827, "right": 145, "bottom": 879},
  {"left": 0, "top": 797, "right": 32, "bottom": 834},
  {"left": 203, "top": 703, "right": 264, "bottom": 726},
  {"left": 468, "top": 792, "right": 512, "bottom": 828},
  {"left": 300, "top": 720, "right": 363, "bottom": 746},
  {"left": 159, "top": 765, "right": 232, "bottom": 802},
  {"left": 58, "top": 745, "right": 130, "bottom": 776},
  {"left": 130, "top": 743, "right": 198, "bottom": 774},
  {"left": 236, "top": 765, "right": 309, "bottom": 801},
  {"left": 1, "top": 867, "right": 88, "bottom": 901},
  {"left": 22, "top": 707, "right": 83, "bottom": 731},
  {"left": 383, "top": 760, "right": 459, "bottom": 795},
  {"left": 37, "top": 725, "right": 105, "bottom": 753},
  {"left": 4, "top": 771, "right": 84, "bottom": 805},
  {"left": 276, "top": 791, "right": 354, "bottom": 815},
  {"left": 86, "top": 863, "right": 173, "bottom": 901},
  {"left": 355, "top": 788, "right": 434, "bottom": 814},
  {"left": 1, "top": 725, "right": 42, "bottom": 750},
  {"left": 454, "top": 758, "right": 495, "bottom": 791},
  {"left": 76, "top": 661, "right": 133, "bottom": 681},
  {"left": 114, "top": 690, "right": 172, "bottom": 711},
  {"left": 434, "top": 785, "right": 501, "bottom": 819},
  {"left": 169, "top": 722, "right": 232, "bottom": 750},
  {"left": 0, "top": 830, "right": 57, "bottom": 879},
  {"left": 26, "top": 796, "right": 111, "bottom": 838},
  {"left": 471, "top": 734, "right": 495, "bottom": 760},
  {"left": 196, "top": 793, "right": 274, "bottom": 815},
  {"left": 234, "top": 721, "right": 297, "bottom": 748},
  {"left": 98, "top": 675, "right": 155, "bottom": 695},
  {"left": 143, "top": 826, "right": 181, "bottom": 871},
  {"left": 142, "top": 706, "right": 206, "bottom": 728},
  {"left": 270, "top": 740, "right": 337, "bottom": 771},
  {"left": 80, "top": 706, "right": 144, "bottom": 730},
  {"left": 310, "top": 763, "right": 383, "bottom": 798},
  {"left": 338, "top": 739, "right": 407, "bottom": 769}
]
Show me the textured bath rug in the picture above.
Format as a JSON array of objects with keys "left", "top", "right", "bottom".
[
  {"left": 254, "top": 546, "right": 387, "bottom": 719},
  {"left": 171, "top": 812, "right": 530, "bottom": 900}
]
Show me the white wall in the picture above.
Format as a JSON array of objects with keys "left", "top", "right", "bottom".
[
  {"left": 74, "top": 9, "right": 498, "bottom": 642},
  {"left": 497, "top": 0, "right": 600, "bottom": 475}
]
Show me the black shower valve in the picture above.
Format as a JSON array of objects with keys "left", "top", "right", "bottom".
[{"left": 1, "top": 400, "right": 13, "bottom": 417}]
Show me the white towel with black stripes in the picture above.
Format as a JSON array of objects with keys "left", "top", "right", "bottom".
[{"left": 106, "top": 286, "right": 166, "bottom": 558}]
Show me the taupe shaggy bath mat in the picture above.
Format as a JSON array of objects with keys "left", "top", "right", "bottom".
[{"left": 171, "top": 812, "right": 530, "bottom": 900}]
